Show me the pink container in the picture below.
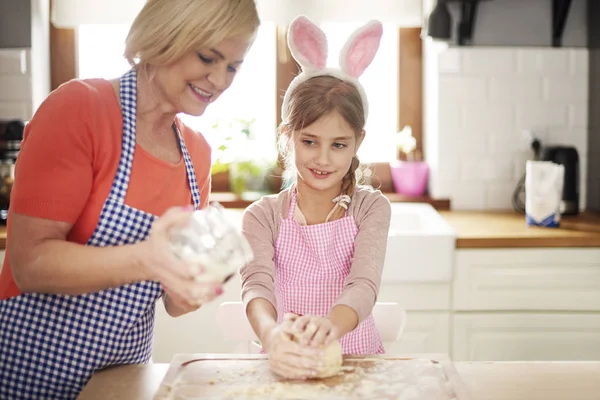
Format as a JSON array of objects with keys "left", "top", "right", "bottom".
[{"left": 389, "top": 161, "right": 429, "bottom": 196}]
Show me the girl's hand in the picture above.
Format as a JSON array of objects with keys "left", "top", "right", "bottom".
[
  {"left": 135, "top": 206, "right": 223, "bottom": 307},
  {"left": 289, "top": 314, "right": 340, "bottom": 348},
  {"left": 264, "top": 319, "right": 323, "bottom": 380}
]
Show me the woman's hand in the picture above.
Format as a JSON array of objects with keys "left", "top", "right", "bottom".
[
  {"left": 162, "top": 277, "right": 223, "bottom": 317},
  {"left": 135, "top": 206, "right": 224, "bottom": 310},
  {"left": 264, "top": 316, "right": 323, "bottom": 380},
  {"left": 289, "top": 314, "right": 341, "bottom": 348}
]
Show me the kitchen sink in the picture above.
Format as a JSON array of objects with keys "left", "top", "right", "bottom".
[
  {"left": 222, "top": 202, "right": 456, "bottom": 282},
  {"left": 383, "top": 203, "right": 456, "bottom": 282}
]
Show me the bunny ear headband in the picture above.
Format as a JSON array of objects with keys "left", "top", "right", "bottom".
[{"left": 281, "top": 15, "right": 384, "bottom": 124}]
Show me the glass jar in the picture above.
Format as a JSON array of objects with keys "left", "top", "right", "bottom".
[{"left": 168, "top": 203, "right": 254, "bottom": 283}]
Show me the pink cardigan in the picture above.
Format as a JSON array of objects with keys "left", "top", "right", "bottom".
[{"left": 239, "top": 186, "right": 391, "bottom": 323}]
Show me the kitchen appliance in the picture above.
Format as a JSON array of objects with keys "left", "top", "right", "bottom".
[
  {"left": 0, "top": 119, "right": 25, "bottom": 225},
  {"left": 512, "top": 140, "right": 580, "bottom": 216},
  {"left": 541, "top": 145, "right": 579, "bottom": 215}
]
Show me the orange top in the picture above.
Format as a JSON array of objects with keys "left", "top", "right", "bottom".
[{"left": 0, "top": 79, "right": 212, "bottom": 300}]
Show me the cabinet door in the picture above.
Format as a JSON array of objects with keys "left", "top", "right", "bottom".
[
  {"left": 0, "top": 0, "right": 31, "bottom": 48},
  {"left": 454, "top": 249, "right": 600, "bottom": 311},
  {"left": 379, "top": 282, "right": 451, "bottom": 311},
  {"left": 152, "top": 275, "right": 245, "bottom": 363},
  {"left": 453, "top": 313, "right": 600, "bottom": 361},
  {"left": 386, "top": 312, "right": 451, "bottom": 355}
]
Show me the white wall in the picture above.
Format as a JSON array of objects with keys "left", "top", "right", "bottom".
[{"left": 425, "top": 46, "right": 589, "bottom": 210}]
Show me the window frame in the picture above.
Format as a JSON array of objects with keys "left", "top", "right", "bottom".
[{"left": 49, "top": 14, "right": 425, "bottom": 198}]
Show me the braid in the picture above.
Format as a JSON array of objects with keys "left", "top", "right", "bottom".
[{"left": 328, "top": 156, "right": 361, "bottom": 221}]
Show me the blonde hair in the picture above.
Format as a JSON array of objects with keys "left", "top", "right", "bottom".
[
  {"left": 278, "top": 75, "right": 365, "bottom": 221},
  {"left": 124, "top": 0, "right": 260, "bottom": 68}
]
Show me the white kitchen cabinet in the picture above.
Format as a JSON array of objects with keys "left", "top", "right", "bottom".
[
  {"left": 152, "top": 244, "right": 600, "bottom": 363},
  {"left": 152, "top": 275, "right": 245, "bottom": 363},
  {"left": 386, "top": 311, "right": 451, "bottom": 355},
  {"left": 379, "top": 282, "right": 451, "bottom": 311},
  {"left": 453, "top": 313, "right": 600, "bottom": 362},
  {"left": 452, "top": 247, "right": 600, "bottom": 362},
  {"left": 378, "top": 282, "right": 452, "bottom": 354},
  {"left": 454, "top": 249, "right": 600, "bottom": 311},
  {"left": 0, "top": 1, "right": 31, "bottom": 48}
]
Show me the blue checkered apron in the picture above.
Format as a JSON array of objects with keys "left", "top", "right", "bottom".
[{"left": 0, "top": 69, "right": 201, "bottom": 399}]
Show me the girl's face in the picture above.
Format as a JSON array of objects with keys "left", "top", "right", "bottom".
[
  {"left": 293, "top": 111, "right": 364, "bottom": 193},
  {"left": 152, "top": 36, "right": 253, "bottom": 116}
]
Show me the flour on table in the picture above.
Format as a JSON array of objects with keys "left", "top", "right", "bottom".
[{"left": 155, "top": 358, "right": 463, "bottom": 400}]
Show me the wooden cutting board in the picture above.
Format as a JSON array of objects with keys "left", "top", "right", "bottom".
[{"left": 154, "top": 353, "right": 471, "bottom": 400}]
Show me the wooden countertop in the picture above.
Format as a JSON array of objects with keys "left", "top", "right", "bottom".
[
  {"left": 211, "top": 192, "right": 452, "bottom": 210},
  {"left": 440, "top": 211, "right": 600, "bottom": 248},
  {"left": 1, "top": 212, "right": 598, "bottom": 251},
  {"left": 78, "top": 360, "right": 600, "bottom": 400}
]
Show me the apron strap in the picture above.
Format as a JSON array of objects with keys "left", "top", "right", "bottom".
[
  {"left": 110, "top": 69, "right": 202, "bottom": 209},
  {"left": 287, "top": 189, "right": 298, "bottom": 219},
  {"left": 173, "top": 122, "right": 201, "bottom": 209},
  {"left": 108, "top": 68, "right": 138, "bottom": 202}
]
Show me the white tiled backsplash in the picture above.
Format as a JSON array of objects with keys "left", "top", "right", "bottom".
[
  {"left": 425, "top": 47, "right": 588, "bottom": 210},
  {"left": 0, "top": 49, "right": 33, "bottom": 121}
]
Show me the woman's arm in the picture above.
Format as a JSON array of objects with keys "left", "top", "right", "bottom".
[
  {"left": 9, "top": 207, "right": 197, "bottom": 296},
  {"left": 7, "top": 82, "right": 219, "bottom": 301},
  {"left": 9, "top": 213, "right": 146, "bottom": 295}
]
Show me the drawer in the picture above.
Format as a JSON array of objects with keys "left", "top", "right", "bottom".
[
  {"left": 453, "top": 248, "right": 600, "bottom": 311},
  {"left": 453, "top": 312, "right": 600, "bottom": 361},
  {"left": 379, "top": 282, "right": 451, "bottom": 311},
  {"left": 386, "top": 311, "right": 450, "bottom": 355}
]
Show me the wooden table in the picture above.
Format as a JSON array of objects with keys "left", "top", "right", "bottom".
[{"left": 79, "top": 360, "right": 600, "bottom": 400}]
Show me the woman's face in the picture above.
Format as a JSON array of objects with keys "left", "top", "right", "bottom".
[{"left": 153, "top": 37, "right": 253, "bottom": 116}]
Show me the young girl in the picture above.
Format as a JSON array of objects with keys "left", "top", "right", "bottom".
[{"left": 240, "top": 15, "right": 391, "bottom": 379}]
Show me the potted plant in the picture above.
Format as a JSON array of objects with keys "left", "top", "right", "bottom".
[
  {"left": 389, "top": 126, "right": 429, "bottom": 196},
  {"left": 210, "top": 118, "right": 277, "bottom": 200}
]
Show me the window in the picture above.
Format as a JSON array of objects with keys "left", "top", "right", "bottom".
[
  {"left": 320, "top": 22, "right": 399, "bottom": 163},
  {"left": 77, "top": 22, "right": 398, "bottom": 164},
  {"left": 77, "top": 23, "right": 278, "bottom": 164},
  {"left": 178, "top": 22, "right": 277, "bottom": 161},
  {"left": 78, "top": 24, "right": 131, "bottom": 80}
]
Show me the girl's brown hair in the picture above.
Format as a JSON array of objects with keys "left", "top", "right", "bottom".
[{"left": 278, "top": 75, "right": 365, "bottom": 221}]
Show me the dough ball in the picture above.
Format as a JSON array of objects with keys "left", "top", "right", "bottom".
[{"left": 315, "top": 340, "right": 343, "bottom": 379}]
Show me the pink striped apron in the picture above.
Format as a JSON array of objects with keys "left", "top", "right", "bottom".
[{"left": 273, "top": 191, "right": 384, "bottom": 354}]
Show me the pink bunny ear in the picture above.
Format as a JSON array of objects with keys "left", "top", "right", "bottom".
[
  {"left": 287, "top": 15, "right": 328, "bottom": 71},
  {"left": 339, "top": 20, "right": 383, "bottom": 78}
]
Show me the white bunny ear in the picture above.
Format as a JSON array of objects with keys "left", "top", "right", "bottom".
[
  {"left": 339, "top": 20, "right": 383, "bottom": 78},
  {"left": 287, "top": 15, "right": 328, "bottom": 71}
]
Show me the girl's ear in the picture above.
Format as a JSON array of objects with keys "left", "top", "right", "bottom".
[
  {"left": 287, "top": 15, "right": 328, "bottom": 71},
  {"left": 339, "top": 20, "right": 383, "bottom": 78}
]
